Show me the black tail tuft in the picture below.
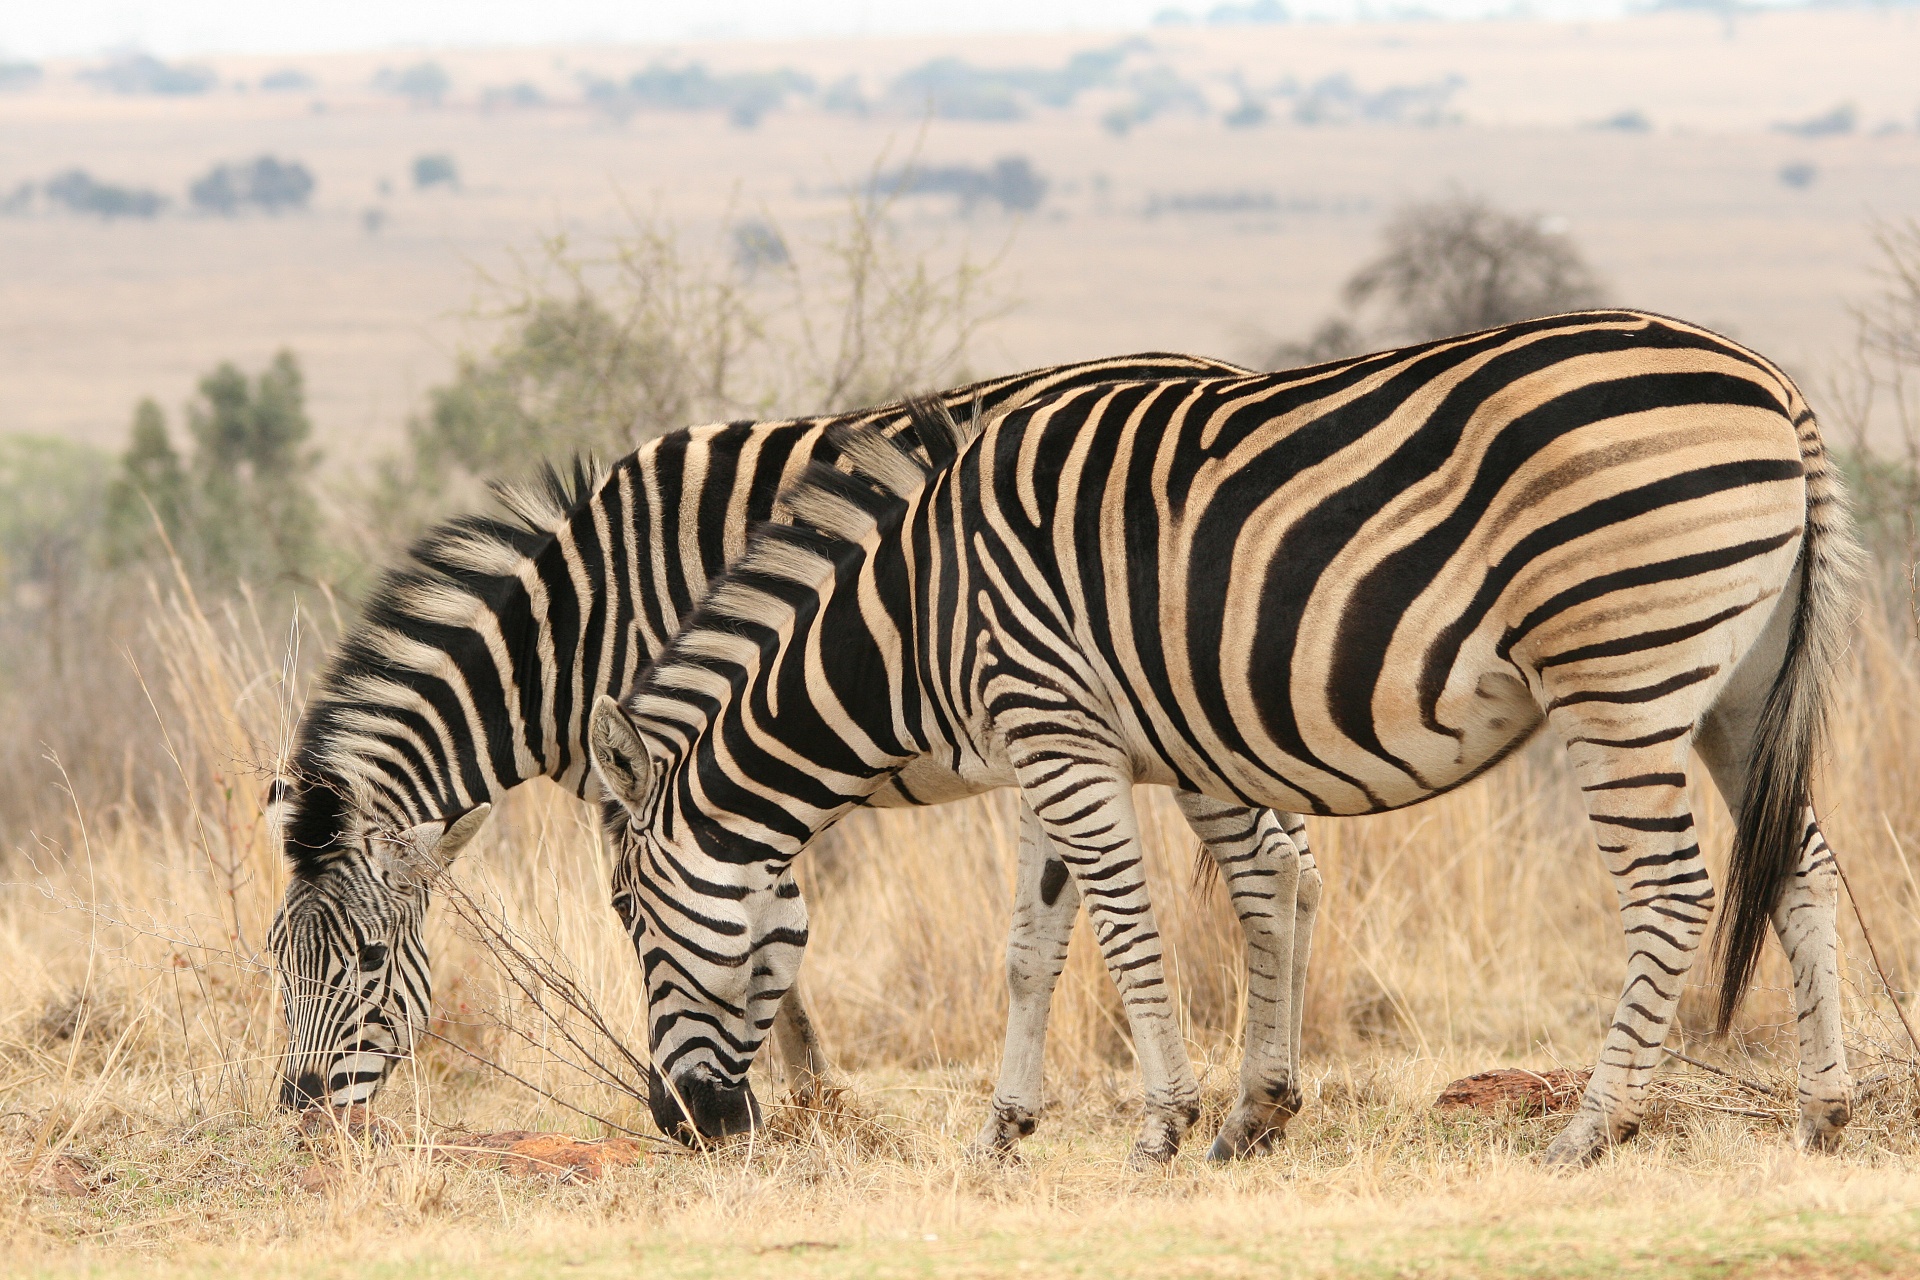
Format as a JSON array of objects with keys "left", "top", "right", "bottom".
[{"left": 1709, "top": 577, "right": 1816, "bottom": 1035}]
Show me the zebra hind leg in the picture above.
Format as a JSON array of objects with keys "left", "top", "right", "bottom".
[
  {"left": 1544, "top": 711, "right": 1711, "bottom": 1167},
  {"left": 971, "top": 802, "right": 1081, "bottom": 1159},
  {"left": 1695, "top": 704, "right": 1852, "bottom": 1152},
  {"left": 1171, "top": 796, "right": 1303, "bottom": 1161}
]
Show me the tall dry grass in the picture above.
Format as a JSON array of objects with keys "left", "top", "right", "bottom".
[
  {"left": 5, "top": 556, "right": 1920, "bottom": 1271},
  {"left": 6, "top": 559, "right": 1920, "bottom": 1126}
]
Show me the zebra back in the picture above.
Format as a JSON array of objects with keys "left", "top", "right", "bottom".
[{"left": 274, "top": 353, "right": 1250, "bottom": 877}]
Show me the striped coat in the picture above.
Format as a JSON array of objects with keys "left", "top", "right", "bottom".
[
  {"left": 265, "top": 352, "right": 1317, "bottom": 1139},
  {"left": 592, "top": 310, "right": 1860, "bottom": 1165}
]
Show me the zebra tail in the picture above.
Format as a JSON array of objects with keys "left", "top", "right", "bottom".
[{"left": 1712, "top": 396, "right": 1864, "bottom": 1035}]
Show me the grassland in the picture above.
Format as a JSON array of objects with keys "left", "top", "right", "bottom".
[
  {"left": 5, "top": 551, "right": 1920, "bottom": 1276},
  {"left": 3, "top": 8, "right": 1919, "bottom": 452}
]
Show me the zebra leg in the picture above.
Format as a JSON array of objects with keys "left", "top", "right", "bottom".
[
  {"left": 972, "top": 803, "right": 1081, "bottom": 1158},
  {"left": 1173, "top": 796, "right": 1303, "bottom": 1161},
  {"left": 1013, "top": 756, "right": 1201, "bottom": 1166},
  {"left": 1545, "top": 724, "right": 1711, "bottom": 1168},
  {"left": 770, "top": 970, "right": 836, "bottom": 1109},
  {"left": 1695, "top": 708, "right": 1851, "bottom": 1152},
  {"left": 1283, "top": 814, "right": 1322, "bottom": 1095},
  {"left": 1768, "top": 816, "right": 1852, "bottom": 1150}
]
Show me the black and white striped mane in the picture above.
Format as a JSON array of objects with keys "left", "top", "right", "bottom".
[{"left": 277, "top": 458, "right": 605, "bottom": 878}]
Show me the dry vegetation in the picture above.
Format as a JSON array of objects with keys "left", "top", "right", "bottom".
[{"left": 2, "top": 538, "right": 1920, "bottom": 1276}]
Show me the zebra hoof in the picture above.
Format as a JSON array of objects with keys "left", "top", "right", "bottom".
[
  {"left": 1543, "top": 1111, "right": 1631, "bottom": 1168},
  {"left": 1796, "top": 1098, "right": 1850, "bottom": 1153},
  {"left": 1126, "top": 1100, "right": 1199, "bottom": 1169},
  {"left": 1205, "top": 1103, "right": 1291, "bottom": 1162},
  {"left": 967, "top": 1103, "right": 1037, "bottom": 1162}
]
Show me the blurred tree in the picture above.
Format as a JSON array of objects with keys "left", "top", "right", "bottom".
[
  {"left": 1261, "top": 192, "right": 1605, "bottom": 369},
  {"left": 1344, "top": 194, "right": 1605, "bottom": 341},
  {"left": 379, "top": 180, "right": 998, "bottom": 546},
  {"left": 105, "top": 398, "right": 188, "bottom": 562},
  {"left": 106, "top": 352, "right": 323, "bottom": 588}
]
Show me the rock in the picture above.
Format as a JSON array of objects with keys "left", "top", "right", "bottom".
[
  {"left": 1436, "top": 1067, "right": 1591, "bottom": 1117},
  {"left": 24, "top": 1153, "right": 99, "bottom": 1197},
  {"left": 430, "top": 1131, "right": 652, "bottom": 1181},
  {"left": 294, "top": 1103, "right": 400, "bottom": 1144}
]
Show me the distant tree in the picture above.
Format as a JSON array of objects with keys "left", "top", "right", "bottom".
[
  {"left": 44, "top": 170, "right": 166, "bottom": 219},
  {"left": 0, "top": 61, "right": 42, "bottom": 92},
  {"left": 259, "top": 68, "right": 316, "bottom": 92},
  {"left": 105, "top": 398, "right": 189, "bottom": 562},
  {"left": 106, "top": 353, "right": 323, "bottom": 586},
  {"left": 377, "top": 62, "right": 450, "bottom": 106},
  {"left": 413, "top": 154, "right": 459, "bottom": 190},
  {"left": 1343, "top": 193, "right": 1605, "bottom": 341},
  {"left": 189, "top": 156, "right": 315, "bottom": 215},
  {"left": 80, "top": 54, "right": 215, "bottom": 96},
  {"left": 1262, "top": 192, "right": 1605, "bottom": 369}
]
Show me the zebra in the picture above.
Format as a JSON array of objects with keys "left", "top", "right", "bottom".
[
  {"left": 588, "top": 309, "right": 1862, "bottom": 1167},
  {"left": 263, "top": 351, "right": 1321, "bottom": 1152}
]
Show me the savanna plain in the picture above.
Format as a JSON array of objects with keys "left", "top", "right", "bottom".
[{"left": 8, "top": 12, "right": 1920, "bottom": 1279}]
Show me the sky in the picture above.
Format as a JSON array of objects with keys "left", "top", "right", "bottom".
[{"left": 1, "top": 0, "right": 1673, "bottom": 59}]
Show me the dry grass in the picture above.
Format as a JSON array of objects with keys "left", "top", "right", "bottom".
[{"left": 6, "top": 572, "right": 1920, "bottom": 1277}]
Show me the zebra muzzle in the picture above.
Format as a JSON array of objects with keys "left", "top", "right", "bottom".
[{"left": 650, "top": 1065, "right": 761, "bottom": 1143}]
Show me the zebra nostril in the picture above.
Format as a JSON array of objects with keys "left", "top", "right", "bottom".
[{"left": 294, "top": 1071, "right": 326, "bottom": 1105}]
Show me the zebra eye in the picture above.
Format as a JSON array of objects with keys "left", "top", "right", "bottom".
[{"left": 358, "top": 942, "right": 389, "bottom": 971}]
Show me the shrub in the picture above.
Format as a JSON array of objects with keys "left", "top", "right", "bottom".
[
  {"left": 0, "top": 61, "right": 42, "bottom": 92},
  {"left": 259, "top": 68, "right": 315, "bottom": 92},
  {"left": 376, "top": 62, "right": 450, "bottom": 105},
  {"left": 43, "top": 170, "right": 166, "bottom": 219},
  {"left": 581, "top": 63, "right": 812, "bottom": 127},
  {"left": 874, "top": 156, "right": 1048, "bottom": 214},
  {"left": 189, "top": 156, "right": 315, "bottom": 215},
  {"left": 80, "top": 54, "right": 215, "bottom": 96},
  {"left": 413, "top": 154, "right": 459, "bottom": 190}
]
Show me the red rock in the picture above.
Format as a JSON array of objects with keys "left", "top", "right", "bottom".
[
  {"left": 1435, "top": 1067, "right": 1591, "bottom": 1116},
  {"left": 430, "top": 1131, "right": 652, "bottom": 1181}
]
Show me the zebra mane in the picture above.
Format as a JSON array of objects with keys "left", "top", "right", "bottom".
[
  {"left": 278, "top": 455, "right": 606, "bottom": 878},
  {"left": 622, "top": 398, "right": 981, "bottom": 738}
]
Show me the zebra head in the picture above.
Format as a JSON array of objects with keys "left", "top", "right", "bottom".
[
  {"left": 268, "top": 805, "right": 491, "bottom": 1110},
  {"left": 589, "top": 695, "right": 808, "bottom": 1145}
]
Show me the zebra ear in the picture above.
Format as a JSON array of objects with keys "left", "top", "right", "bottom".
[
  {"left": 403, "top": 803, "right": 492, "bottom": 871},
  {"left": 589, "top": 695, "right": 654, "bottom": 819}
]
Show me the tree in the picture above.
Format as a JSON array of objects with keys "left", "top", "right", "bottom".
[
  {"left": 1261, "top": 192, "right": 1606, "bottom": 369},
  {"left": 105, "top": 398, "right": 188, "bottom": 563},
  {"left": 1344, "top": 194, "right": 1605, "bottom": 342},
  {"left": 105, "top": 352, "right": 323, "bottom": 587}
]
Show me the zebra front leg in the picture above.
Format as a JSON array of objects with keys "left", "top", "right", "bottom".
[
  {"left": 1015, "top": 755, "right": 1201, "bottom": 1166},
  {"left": 1546, "top": 728, "right": 1712, "bottom": 1167},
  {"left": 1283, "top": 814, "right": 1322, "bottom": 1097},
  {"left": 770, "top": 969, "right": 837, "bottom": 1109},
  {"left": 972, "top": 803, "right": 1081, "bottom": 1158},
  {"left": 1171, "top": 796, "right": 1302, "bottom": 1161}
]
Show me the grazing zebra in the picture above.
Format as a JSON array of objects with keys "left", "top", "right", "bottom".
[
  {"left": 589, "top": 309, "right": 1861, "bottom": 1167},
  {"left": 263, "top": 351, "right": 1321, "bottom": 1141}
]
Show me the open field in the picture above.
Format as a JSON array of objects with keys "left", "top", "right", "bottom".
[
  {"left": 6, "top": 565, "right": 1920, "bottom": 1275},
  {"left": 2, "top": 8, "right": 1919, "bottom": 452},
  {"left": 6, "top": 11, "right": 1920, "bottom": 1276}
]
